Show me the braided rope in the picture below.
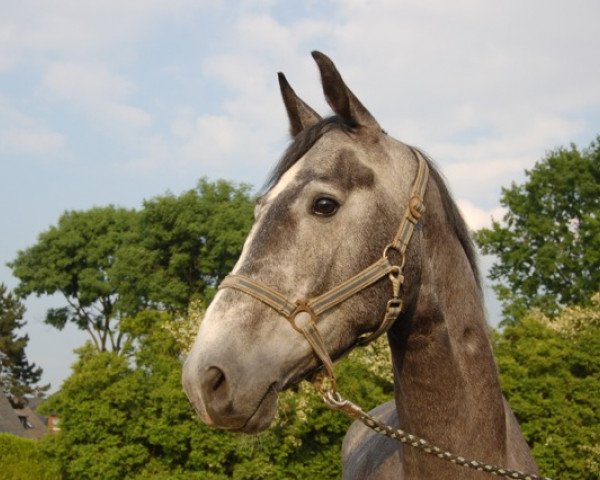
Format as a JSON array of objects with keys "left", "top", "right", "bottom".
[{"left": 321, "top": 391, "right": 552, "bottom": 480}]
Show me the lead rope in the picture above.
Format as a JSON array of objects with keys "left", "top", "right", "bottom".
[{"left": 312, "top": 377, "right": 552, "bottom": 480}]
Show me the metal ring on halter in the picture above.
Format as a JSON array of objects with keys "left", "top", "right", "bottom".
[
  {"left": 288, "top": 300, "right": 317, "bottom": 333},
  {"left": 388, "top": 265, "right": 401, "bottom": 276},
  {"left": 383, "top": 244, "right": 406, "bottom": 269}
]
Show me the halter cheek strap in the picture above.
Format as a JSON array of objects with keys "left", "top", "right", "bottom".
[{"left": 218, "top": 149, "right": 429, "bottom": 386}]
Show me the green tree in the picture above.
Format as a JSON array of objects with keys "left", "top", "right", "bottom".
[
  {"left": 9, "top": 179, "right": 255, "bottom": 353},
  {"left": 474, "top": 136, "right": 600, "bottom": 323},
  {"left": 494, "top": 294, "right": 600, "bottom": 479},
  {"left": 39, "top": 315, "right": 201, "bottom": 480},
  {"left": 0, "top": 284, "right": 47, "bottom": 400},
  {"left": 126, "top": 178, "right": 255, "bottom": 310},
  {"left": 9, "top": 206, "right": 140, "bottom": 352},
  {"left": 38, "top": 305, "right": 393, "bottom": 480}
]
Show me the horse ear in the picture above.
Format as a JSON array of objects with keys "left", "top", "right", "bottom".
[
  {"left": 278, "top": 72, "right": 321, "bottom": 137},
  {"left": 311, "top": 51, "right": 380, "bottom": 130}
]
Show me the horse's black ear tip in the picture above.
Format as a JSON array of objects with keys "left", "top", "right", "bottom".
[
  {"left": 278, "top": 72, "right": 292, "bottom": 92},
  {"left": 311, "top": 50, "right": 328, "bottom": 63},
  {"left": 312, "top": 51, "right": 337, "bottom": 74}
]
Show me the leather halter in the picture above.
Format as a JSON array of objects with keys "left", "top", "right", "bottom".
[{"left": 219, "top": 149, "right": 429, "bottom": 387}]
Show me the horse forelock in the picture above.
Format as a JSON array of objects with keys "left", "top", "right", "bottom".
[{"left": 263, "top": 116, "right": 352, "bottom": 194}]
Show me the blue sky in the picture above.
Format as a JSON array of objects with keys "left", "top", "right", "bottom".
[{"left": 1, "top": 0, "right": 599, "bottom": 392}]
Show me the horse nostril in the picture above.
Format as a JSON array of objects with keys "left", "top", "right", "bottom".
[
  {"left": 207, "top": 366, "right": 226, "bottom": 392},
  {"left": 199, "top": 365, "right": 235, "bottom": 421}
]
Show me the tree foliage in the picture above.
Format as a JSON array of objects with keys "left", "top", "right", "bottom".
[
  {"left": 0, "top": 284, "right": 47, "bottom": 400},
  {"left": 474, "top": 136, "right": 600, "bottom": 323},
  {"left": 9, "top": 206, "right": 140, "bottom": 352},
  {"left": 0, "top": 433, "right": 60, "bottom": 480},
  {"left": 494, "top": 294, "right": 600, "bottom": 479},
  {"left": 38, "top": 304, "right": 393, "bottom": 480},
  {"left": 9, "top": 179, "right": 254, "bottom": 353},
  {"left": 122, "top": 178, "right": 255, "bottom": 310}
]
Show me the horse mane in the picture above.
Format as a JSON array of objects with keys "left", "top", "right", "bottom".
[
  {"left": 411, "top": 148, "right": 481, "bottom": 290},
  {"left": 263, "top": 117, "right": 481, "bottom": 290}
]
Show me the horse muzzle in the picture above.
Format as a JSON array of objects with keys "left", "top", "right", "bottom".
[{"left": 182, "top": 343, "right": 279, "bottom": 434}]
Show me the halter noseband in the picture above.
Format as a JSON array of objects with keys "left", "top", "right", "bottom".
[{"left": 218, "top": 149, "right": 429, "bottom": 386}]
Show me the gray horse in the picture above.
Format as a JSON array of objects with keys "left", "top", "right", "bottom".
[{"left": 182, "top": 51, "right": 539, "bottom": 479}]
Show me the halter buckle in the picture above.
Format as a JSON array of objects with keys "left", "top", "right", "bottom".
[
  {"left": 409, "top": 195, "right": 425, "bottom": 220},
  {"left": 388, "top": 266, "right": 404, "bottom": 298},
  {"left": 385, "top": 298, "right": 403, "bottom": 320}
]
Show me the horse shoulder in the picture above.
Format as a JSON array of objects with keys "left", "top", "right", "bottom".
[{"left": 341, "top": 400, "right": 403, "bottom": 480}]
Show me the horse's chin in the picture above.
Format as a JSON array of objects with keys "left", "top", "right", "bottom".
[{"left": 229, "top": 387, "right": 279, "bottom": 434}]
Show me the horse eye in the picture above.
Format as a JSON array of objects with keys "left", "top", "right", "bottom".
[{"left": 312, "top": 197, "right": 340, "bottom": 216}]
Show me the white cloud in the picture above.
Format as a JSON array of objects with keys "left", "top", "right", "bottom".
[
  {"left": 43, "top": 62, "right": 135, "bottom": 100},
  {"left": 40, "top": 62, "right": 152, "bottom": 131},
  {"left": 456, "top": 199, "right": 506, "bottom": 231},
  {"left": 0, "top": 96, "right": 66, "bottom": 156},
  {"left": 427, "top": 113, "right": 585, "bottom": 200},
  {"left": 125, "top": 110, "right": 277, "bottom": 183},
  {"left": 0, "top": 131, "right": 66, "bottom": 156},
  {"left": 4, "top": 0, "right": 599, "bottom": 194},
  {"left": 0, "top": 1, "right": 217, "bottom": 67},
  {"left": 0, "top": 1, "right": 217, "bottom": 147},
  {"left": 178, "top": 114, "right": 244, "bottom": 162}
]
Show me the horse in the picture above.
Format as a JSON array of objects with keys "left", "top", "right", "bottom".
[{"left": 182, "top": 51, "right": 539, "bottom": 479}]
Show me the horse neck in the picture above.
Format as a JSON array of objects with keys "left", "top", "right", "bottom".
[{"left": 387, "top": 183, "right": 507, "bottom": 474}]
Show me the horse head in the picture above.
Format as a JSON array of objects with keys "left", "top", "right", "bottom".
[{"left": 182, "top": 51, "right": 426, "bottom": 434}]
